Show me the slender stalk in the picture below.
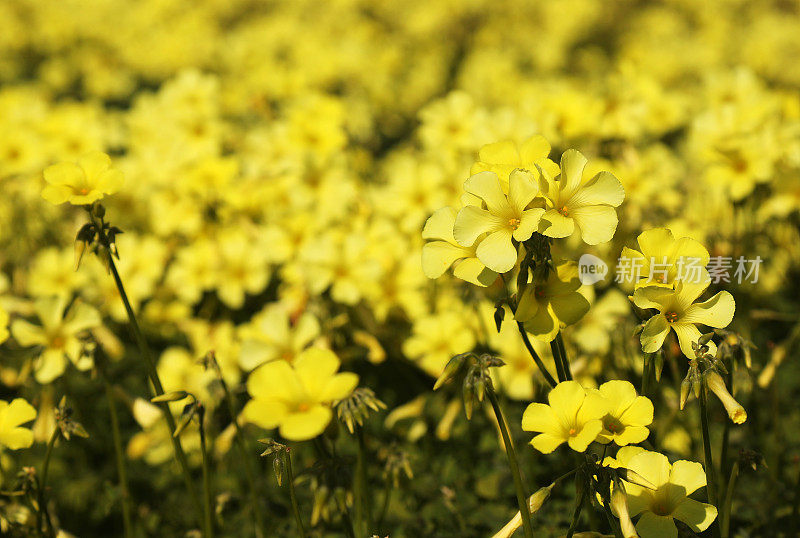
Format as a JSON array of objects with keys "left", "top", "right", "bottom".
[
  {"left": 37, "top": 428, "right": 59, "bottom": 538},
  {"left": 721, "top": 460, "right": 739, "bottom": 538},
  {"left": 641, "top": 352, "right": 654, "bottom": 398},
  {"left": 353, "top": 429, "right": 369, "bottom": 537},
  {"left": 88, "top": 210, "right": 202, "bottom": 520},
  {"left": 555, "top": 332, "right": 572, "bottom": 380},
  {"left": 104, "top": 378, "right": 133, "bottom": 538},
  {"left": 516, "top": 322, "right": 557, "bottom": 387},
  {"left": 719, "top": 367, "right": 733, "bottom": 493},
  {"left": 699, "top": 387, "right": 722, "bottom": 538},
  {"left": 198, "top": 407, "right": 214, "bottom": 538},
  {"left": 283, "top": 449, "right": 307, "bottom": 538},
  {"left": 376, "top": 482, "right": 392, "bottom": 531},
  {"left": 216, "top": 369, "right": 265, "bottom": 537},
  {"left": 486, "top": 388, "right": 534, "bottom": 538}
]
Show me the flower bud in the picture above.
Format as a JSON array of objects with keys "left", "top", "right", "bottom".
[
  {"left": 705, "top": 370, "right": 747, "bottom": 424},
  {"left": 680, "top": 377, "right": 692, "bottom": 410},
  {"left": 491, "top": 484, "right": 553, "bottom": 538},
  {"left": 611, "top": 479, "right": 638, "bottom": 538}
]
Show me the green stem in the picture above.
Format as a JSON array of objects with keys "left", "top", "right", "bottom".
[
  {"left": 104, "top": 379, "right": 133, "bottom": 538},
  {"left": 721, "top": 460, "right": 739, "bottom": 538},
  {"left": 217, "top": 370, "right": 265, "bottom": 537},
  {"left": 353, "top": 429, "right": 369, "bottom": 537},
  {"left": 719, "top": 368, "right": 733, "bottom": 494},
  {"left": 641, "top": 352, "right": 654, "bottom": 399},
  {"left": 486, "top": 388, "right": 534, "bottom": 538},
  {"left": 517, "top": 322, "right": 557, "bottom": 387},
  {"left": 699, "top": 387, "right": 722, "bottom": 538},
  {"left": 376, "top": 482, "right": 391, "bottom": 532},
  {"left": 37, "top": 428, "right": 59, "bottom": 538},
  {"left": 90, "top": 210, "right": 202, "bottom": 521},
  {"left": 556, "top": 332, "right": 572, "bottom": 381},
  {"left": 198, "top": 409, "right": 214, "bottom": 538},
  {"left": 283, "top": 449, "right": 307, "bottom": 538}
]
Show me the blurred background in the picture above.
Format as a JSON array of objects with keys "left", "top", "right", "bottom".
[{"left": 1, "top": 0, "right": 800, "bottom": 536}]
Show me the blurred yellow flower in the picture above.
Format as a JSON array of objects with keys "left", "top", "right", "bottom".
[
  {"left": 41, "top": 151, "right": 123, "bottom": 205},
  {"left": 515, "top": 261, "right": 590, "bottom": 342},
  {"left": 539, "top": 149, "right": 625, "bottom": 245},
  {"left": 594, "top": 380, "right": 653, "bottom": 446},
  {"left": 0, "top": 398, "right": 37, "bottom": 450},
  {"left": 521, "top": 380, "right": 609, "bottom": 454},
  {"left": 705, "top": 370, "right": 747, "bottom": 424},
  {"left": 0, "top": 305, "right": 8, "bottom": 344},
  {"left": 10, "top": 295, "right": 101, "bottom": 383},
  {"left": 453, "top": 170, "right": 545, "bottom": 273},
  {"left": 243, "top": 347, "right": 358, "bottom": 441},
  {"left": 632, "top": 281, "right": 735, "bottom": 358}
]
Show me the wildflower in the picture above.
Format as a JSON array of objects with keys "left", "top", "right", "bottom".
[
  {"left": 515, "top": 261, "right": 591, "bottom": 342},
  {"left": 421, "top": 207, "right": 498, "bottom": 286},
  {"left": 243, "top": 347, "right": 358, "bottom": 441},
  {"left": 403, "top": 310, "right": 476, "bottom": 377},
  {"left": 0, "top": 398, "right": 37, "bottom": 450},
  {"left": 616, "top": 450, "right": 717, "bottom": 537},
  {"left": 470, "top": 135, "right": 560, "bottom": 187},
  {"left": 521, "top": 380, "right": 609, "bottom": 454},
  {"left": 453, "top": 169, "right": 545, "bottom": 273},
  {"left": 10, "top": 295, "right": 101, "bottom": 383},
  {"left": 620, "top": 228, "right": 710, "bottom": 288},
  {"left": 595, "top": 380, "right": 654, "bottom": 446},
  {"left": 41, "top": 151, "right": 124, "bottom": 205},
  {"left": 632, "top": 280, "right": 735, "bottom": 358},
  {"left": 238, "top": 303, "right": 321, "bottom": 370},
  {"left": 704, "top": 370, "right": 747, "bottom": 424},
  {"left": 538, "top": 149, "right": 625, "bottom": 245}
]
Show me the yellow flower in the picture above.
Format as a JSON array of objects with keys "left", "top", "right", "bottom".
[
  {"left": 41, "top": 151, "right": 124, "bottom": 205},
  {"left": 611, "top": 449, "right": 717, "bottom": 538},
  {"left": 620, "top": 228, "right": 710, "bottom": 288},
  {"left": 10, "top": 295, "right": 101, "bottom": 383},
  {"left": 0, "top": 398, "right": 37, "bottom": 450},
  {"left": 453, "top": 170, "right": 545, "bottom": 273},
  {"left": 421, "top": 207, "right": 497, "bottom": 286},
  {"left": 470, "top": 135, "right": 560, "bottom": 187},
  {"left": 632, "top": 281, "right": 735, "bottom": 358},
  {"left": 594, "top": 380, "right": 654, "bottom": 446},
  {"left": 515, "top": 261, "right": 591, "bottom": 342},
  {"left": 521, "top": 380, "right": 609, "bottom": 454},
  {"left": 243, "top": 347, "right": 358, "bottom": 441},
  {"left": 539, "top": 149, "right": 625, "bottom": 245}
]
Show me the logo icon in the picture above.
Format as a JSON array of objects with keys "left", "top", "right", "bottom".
[{"left": 578, "top": 253, "right": 608, "bottom": 285}]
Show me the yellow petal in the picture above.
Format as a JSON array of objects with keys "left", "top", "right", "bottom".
[
  {"left": 475, "top": 228, "right": 517, "bottom": 273},
  {"left": 640, "top": 314, "right": 670, "bottom": 353},
  {"left": 531, "top": 432, "right": 564, "bottom": 454},
  {"left": 521, "top": 402, "right": 560, "bottom": 434},
  {"left": 478, "top": 140, "right": 519, "bottom": 166},
  {"left": 43, "top": 162, "right": 84, "bottom": 187},
  {"left": 279, "top": 405, "right": 332, "bottom": 441},
  {"left": 519, "top": 135, "right": 550, "bottom": 164},
  {"left": 635, "top": 512, "right": 677, "bottom": 538},
  {"left": 422, "top": 241, "right": 467, "bottom": 279},
  {"left": 246, "top": 360, "right": 301, "bottom": 401},
  {"left": 78, "top": 151, "right": 111, "bottom": 179},
  {"left": 668, "top": 460, "right": 707, "bottom": 496},
  {"left": 570, "top": 205, "right": 618, "bottom": 245},
  {"left": 559, "top": 149, "right": 588, "bottom": 199},
  {"left": 568, "top": 171, "right": 624, "bottom": 208},
  {"left": 671, "top": 498, "right": 717, "bottom": 532},
  {"left": 539, "top": 209, "right": 574, "bottom": 239},
  {"left": 242, "top": 399, "right": 288, "bottom": 430},
  {"left": 422, "top": 207, "right": 458, "bottom": 242},
  {"left": 463, "top": 171, "right": 510, "bottom": 213},
  {"left": 508, "top": 169, "right": 539, "bottom": 213},
  {"left": 681, "top": 291, "right": 735, "bottom": 328},
  {"left": 453, "top": 206, "right": 504, "bottom": 248}
]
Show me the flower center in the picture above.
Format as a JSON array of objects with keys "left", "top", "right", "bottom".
[
  {"left": 603, "top": 416, "right": 623, "bottom": 434},
  {"left": 558, "top": 206, "right": 569, "bottom": 216},
  {"left": 508, "top": 217, "right": 521, "bottom": 230},
  {"left": 665, "top": 311, "right": 679, "bottom": 322},
  {"left": 568, "top": 427, "right": 577, "bottom": 436},
  {"left": 651, "top": 500, "right": 672, "bottom": 516},
  {"left": 296, "top": 402, "right": 311, "bottom": 413}
]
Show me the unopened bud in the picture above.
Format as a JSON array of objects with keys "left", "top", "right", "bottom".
[
  {"left": 680, "top": 377, "right": 692, "bottom": 410},
  {"left": 617, "top": 467, "right": 656, "bottom": 490},
  {"left": 491, "top": 484, "right": 553, "bottom": 538},
  {"left": 433, "top": 354, "right": 467, "bottom": 391},
  {"left": 462, "top": 376, "right": 475, "bottom": 420},
  {"left": 611, "top": 479, "right": 638, "bottom": 538},
  {"left": 151, "top": 391, "right": 189, "bottom": 403},
  {"left": 705, "top": 370, "right": 747, "bottom": 424}
]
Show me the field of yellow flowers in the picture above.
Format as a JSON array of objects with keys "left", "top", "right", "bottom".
[{"left": 2, "top": 0, "right": 800, "bottom": 537}]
